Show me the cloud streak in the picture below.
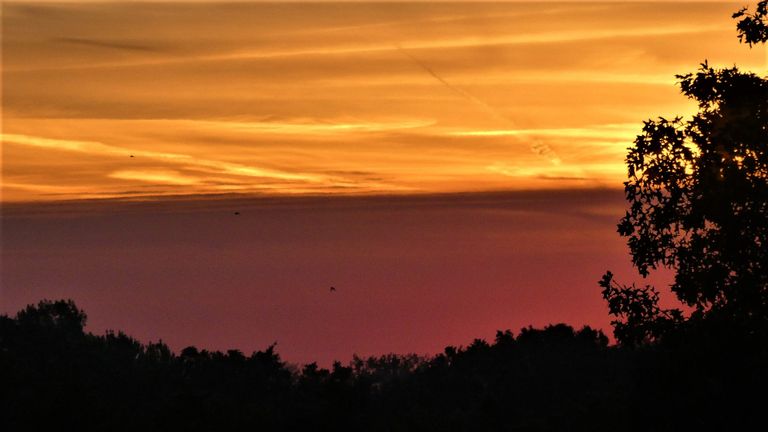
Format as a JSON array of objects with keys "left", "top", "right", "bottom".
[
  {"left": 2, "top": 133, "right": 326, "bottom": 182},
  {"left": 5, "top": 22, "right": 729, "bottom": 73},
  {"left": 54, "top": 37, "right": 160, "bottom": 52},
  {"left": 450, "top": 123, "right": 639, "bottom": 139}
]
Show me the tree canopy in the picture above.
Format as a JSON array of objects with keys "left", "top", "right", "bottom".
[
  {"left": 2, "top": 300, "right": 625, "bottom": 431},
  {"left": 734, "top": 0, "right": 768, "bottom": 46},
  {"left": 603, "top": 1, "right": 768, "bottom": 345}
]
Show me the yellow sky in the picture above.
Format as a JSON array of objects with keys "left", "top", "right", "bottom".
[{"left": 2, "top": 1, "right": 765, "bottom": 202}]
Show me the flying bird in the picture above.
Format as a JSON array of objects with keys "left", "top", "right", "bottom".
[
  {"left": 129, "top": 155, "right": 134, "bottom": 158},
  {"left": 234, "top": 211, "right": 240, "bottom": 216},
  {"left": 330, "top": 286, "right": 336, "bottom": 292}
]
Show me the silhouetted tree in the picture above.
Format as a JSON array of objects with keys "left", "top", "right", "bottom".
[
  {"left": 734, "top": 0, "right": 768, "bottom": 46},
  {"left": 603, "top": 2, "right": 768, "bottom": 344}
]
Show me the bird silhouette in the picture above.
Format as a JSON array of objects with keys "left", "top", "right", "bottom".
[
  {"left": 234, "top": 212, "right": 240, "bottom": 216},
  {"left": 330, "top": 286, "right": 336, "bottom": 292},
  {"left": 129, "top": 155, "right": 134, "bottom": 158}
]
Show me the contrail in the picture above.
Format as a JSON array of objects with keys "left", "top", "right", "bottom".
[
  {"left": 394, "top": 44, "right": 508, "bottom": 124},
  {"left": 394, "top": 44, "right": 561, "bottom": 165}
]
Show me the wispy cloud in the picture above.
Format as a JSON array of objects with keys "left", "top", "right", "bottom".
[
  {"left": 185, "top": 119, "right": 435, "bottom": 134},
  {"left": 486, "top": 162, "right": 627, "bottom": 180},
  {"left": 54, "top": 37, "right": 160, "bottom": 53},
  {"left": 5, "top": 23, "right": 728, "bottom": 73},
  {"left": 1, "top": 133, "right": 326, "bottom": 182},
  {"left": 450, "top": 123, "right": 639, "bottom": 139},
  {"left": 108, "top": 169, "right": 203, "bottom": 185}
]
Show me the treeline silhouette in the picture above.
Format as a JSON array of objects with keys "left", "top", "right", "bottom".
[{"left": 1, "top": 299, "right": 766, "bottom": 431}]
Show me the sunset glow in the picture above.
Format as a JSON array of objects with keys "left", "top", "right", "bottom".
[
  {"left": 2, "top": 1, "right": 764, "bottom": 365},
  {"left": 3, "top": 1, "right": 763, "bottom": 201}
]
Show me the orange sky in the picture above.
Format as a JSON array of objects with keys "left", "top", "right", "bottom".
[{"left": 3, "top": 1, "right": 764, "bottom": 201}]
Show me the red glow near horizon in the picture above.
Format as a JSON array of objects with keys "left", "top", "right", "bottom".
[{"left": 1, "top": 191, "right": 675, "bottom": 365}]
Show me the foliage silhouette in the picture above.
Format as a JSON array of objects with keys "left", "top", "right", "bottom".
[
  {"left": 603, "top": 1, "right": 768, "bottom": 344},
  {"left": 6, "top": 299, "right": 763, "bottom": 430},
  {"left": 734, "top": 0, "right": 768, "bottom": 46},
  {"left": 2, "top": 299, "right": 633, "bottom": 431}
]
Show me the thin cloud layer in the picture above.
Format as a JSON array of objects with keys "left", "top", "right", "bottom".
[{"left": 3, "top": 2, "right": 764, "bottom": 201}]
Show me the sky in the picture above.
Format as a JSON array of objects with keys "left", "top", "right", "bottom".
[{"left": 1, "top": 1, "right": 764, "bottom": 364}]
